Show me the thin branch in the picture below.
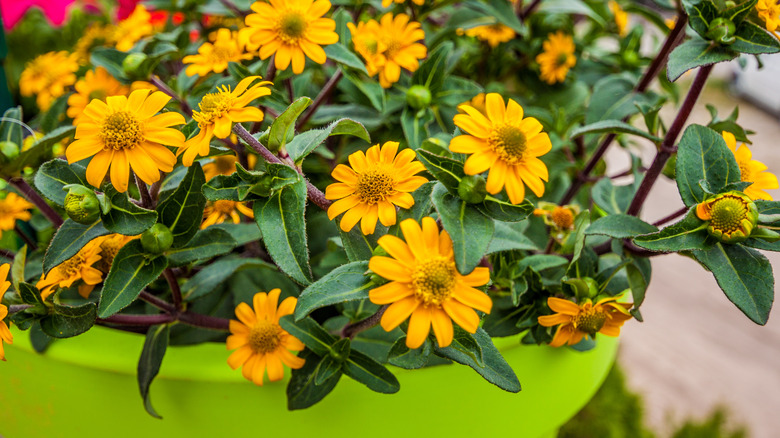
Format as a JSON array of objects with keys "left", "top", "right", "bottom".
[
  {"left": 14, "top": 225, "right": 36, "bottom": 251},
  {"left": 652, "top": 206, "right": 688, "bottom": 227},
  {"left": 178, "top": 311, "right": 230, "bottom": 331},
  {"left": 519, "top": 0, "right": 542, "bottom": 19},
  {"left": 98, "top": 313, "right": 175, "bottom": 326},
  {"left": 7, "top": 177, "right": 63, "bottom": 227},
  {"left": 217, "top": 0, "right": 247, "bottom": 17},
  {"left": 163, "top": 268, "right": 183, "bottom": 310},
  {"left": 8, "top": 304, "right": 32, "bottom": 315},
  {"left": 341, "top": 305, "right": 387, "bottom": 338},
  {"left": 285, "top": 77, "right": 294, "bottom": 103},
  {"left": 0, "top": 248, "right": 14, "bottom": 260},
  {"left": 134, "top": 173, "right": 154, "bottom": 208},
  {"left": 297, "top": 69, "right": 343, "bottom": 129},
  {"left": 139, "top": 291, "right": 177, "bottom": 313},
  {"left": 150, "top": 75, "right": 192, "bottom": 117}
]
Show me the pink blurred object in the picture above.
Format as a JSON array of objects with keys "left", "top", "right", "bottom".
[
  {"left": 116, "top": 0, "right": 140, "bottom": 20},
  {"left": 0, "top": 0, "right": 76, "bottom": 29}
]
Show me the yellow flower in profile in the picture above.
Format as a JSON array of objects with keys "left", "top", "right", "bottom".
[
  {"left": 757, "top": 0, "right": 780, "bottom": 38},
  {"left": 347, "top": 20, "right": 386, "bottom": 78},
  {"left": 696, "top": 192, "right": 758, "bottom": 244},
  {"left": 201, "top": 201, "right": 254, "bottom": 229},
  {"left": 244, "top": 0, "right": 339, "bottom": 74},
  {"left": 181, "top": 76, "right": 271, "bottom": 166},
  {"left": 375, "top": 13, "right": 427, "bottom": 88},
  {"left": 382, "top": 0, "right": 423, "bottom": 7},
  {"left": 19, "top": 51, "right": 79, "bottom": 111},
  {"left": 204, "top": 155, "right": 240, "bottom": 180},
  {"left": 665, "top": 17, "right": 677, "bottom": 30},
  {"left": 67, "top": 67, "right": 130, "bottom": 124},
  {"left": 368, "top": 217, "right": 492, "bottom": 348},
  {"left": 464, "top": 24, "right": 516, "bottom": 48},
  {"left": 227, "top": 289, "right": 305, "bottom": 385},
  {"left": 94, "top": 234, "right": 138, "bottom": 274},
  {"left": 722, "top": 132, "right": 778, "bottom": 200},
  {"left": 65, "top": 89, "right": 185, "bottom": 193},
  {"left": 37, "top": 240, "right": 104, "bottom": 299},
  {"left": 325, "top": 142, "right": 427, "bottom": 235},
  {"left": 450, "top": 93, "right": 552, "bottom": 204},
  {"left": 114, "top": 5, "right": 154, "bottom": 51},
  {"left": 535, "top": 31, "right": 576, "bottom": 85},
  {"left": 538, "top": 296, "right": 633, "bottom": 347},
  {"left": 609, "top": 1, "right": 629, "bottom": 37},
  {"left": 0, "top": 193, "right": 34, "bottom": 237},
  {"left": 183, "top": 28, "right": 254, "bottom": 77},
  {"left": 0, "top": 265, "right": 11, "bottom": 362},
  {"left": 74, "top": 23, "right": 116, "bottom": 64}
]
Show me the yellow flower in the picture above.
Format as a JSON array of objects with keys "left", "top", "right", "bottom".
[
  {"left": 665, "top": 17, "right": 677, "bottom": 30},
  {"left": 94, "top": 234, "right": 138, "bottom": 274},
  {"left": 382, "top": 0, "right": 423, "bottom": 7},
  {"left": 74, "top": 23, "right": 116, "bottom": 64},
  {"left": 183, "top": 28, "right": 254, "bottom": 77},
  {"left": 463, "top": 24, "right": 516, "bottom": 48},
  {"left": 609, "top": 1, "right": 629, "bottom": 37},
  {"left": 0, "top": 264, "right": 13, "bottom": 361},
  {"left": 65, "top": 89, "right": 185, "bottom": 193},
  {"left": 202, "top": 200, "right": 254, "bottom": 229},
  {"left": 114, "top": 5, "right": 154, "bottom": 51},
  {"left": 19, "top": 51, "right": 79, "bottom": 111},
  {"left": 37, "top": 239, "right": 104, "bottom": 299},
  {"left": 0, "top": 192, "right": 34, "bottom": 237},
  {"left": 535, "top": 31, "right": 576, "bottom": 85},
  {"left": 227, "top": 289, "right": 305, "bottom": 385},
  {"left": 374, "top": 13, "right": 427, "bottom": 88},
  {"left": 347, "top": 20, "right": 387, "bottom": 78},
  {"left": 450, "top": 93, "right": 552, "bottom": 204},
  {"left": 757, "top": 0, "right": 780, "bottom": 38},
  {"left": 538, "top": 296, "right": 633, "bottom": 347},
  {"left": 181, "top": 76, "right": 271, "bottom": 166},
  {"left": 723, "top": 131, "right": 778, "bottom": 201},
  {"left": 695, "top": 192, "right": 758, "bottom": 244},
  {"left": 67, "top": 67, "right": 130, "bottom": 124},
  {"left": 204, "top": 155, "right": 240, "bottom": 180},
  {"left": 534, "top": 202, "right": 579, "bottom": 230},
  {"left": 244, "top": 0, "right": 339, "bottom": 74},
  {"left": 460, "top": 93, "right": 487, "bottom": 115},
  {"left": 325, "top": 141, "right": 427, "bottom": 235},
  {"left": 368, "top": 217, "right": 492, "bottom": 348}
]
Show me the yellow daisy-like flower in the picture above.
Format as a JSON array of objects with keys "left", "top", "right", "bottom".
[
  {"left": 0, "top": 192, "right": 34, "bottom": 237},
  {"left": 180, "top": 76, "right": 271, "bottom": 167},
  {"left": 74, "top": 23, "right": 116, "bottom": 64},
  {"left": 534, "top": 202, "right": 579, "bottom": 231},
  {"left": 463, "top": 24, "right": 516, "bottom": 48},
  {"left": 94, "top": 233, "right": 138, "bottom": 274},
  {"left": 201, "top": 200, "right": 255, "bottom": 229},
  {"left": 450, "top": 93, "right": 552, "bottom": 204},
  {"left": 65, "top": 89, "right": 185, "bottom": 193},
  {"left": 67, "top": 67, "right": 130, "bottom": 124},
  {"left": 19, "top": 51, "right": 79, "bottom": 111},
  {"left": 757, "top": 0, "right": 780, "bottom": 38},
  {"left": 0, "top": 264, "right": 13, "bottom": 361},
  {"left": 325, "top": 142, "right": 427, "bottom": 235},
  {"left": 347, "top": 20, "right": 387, "bottom": 78},
  {"left": 244, "top": 0, "right": 339, "bottom": 74},
  {"left": 183, "top": 28, "right": 254, "bottom": 77},
  {"left": 722, "top": 131, "right": 779, "bottom": 201},
  {"left": 114, "top": 5, "right": 154, "bottom": 51},
  {"left": 375, "top": 13, "right": 427, "bottom": 88},
  {"left": 609, "top": 1, "right": 629, "bottom": 37},
  {"left": 382, "top": 0, "right": 423, "bottom": 7},
  {"left": 204, "top": 155, "right": 240, "bottom": 180},
  {"left": 368, "top": 217, "right": 492, "bottom": 348},
  {"left": 538, "top": 296, "right": 633, "bottom": 347},
  {"left": 535, "top": 31, "right": 576, "bottom": 85},
  {"left": 226, "top": 289, "right": 305, "bottom": 385},
  {"left": 37, "top": 239, "right": 104, "bottom": 300}
]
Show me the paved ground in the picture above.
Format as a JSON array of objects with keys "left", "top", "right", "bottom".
[{"left": 612, "top": 65, "right": 780, "bottom": 438}]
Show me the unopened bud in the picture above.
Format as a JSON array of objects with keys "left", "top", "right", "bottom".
[
  {"left": 63, "top": 185, "right": 101, "bottom": 224},
  {"left": 141, "top": 223, "right": 174, "bottom": 254},
  {"left": 406, "top": 85, "right": 432, "bottom": 110},
  {"left": 458, "top": 175, "right": 487, "bottom": 204}
]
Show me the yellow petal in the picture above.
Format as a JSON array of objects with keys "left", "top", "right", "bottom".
[
  {"left": 380, "top": 296, "right": 419, "bottom": 331},
  {"left": 369, "top": 281, "right": 413, "bottom": 304},
  {"left": 405, "top": 306, "right": 432, "bottom": 348}
]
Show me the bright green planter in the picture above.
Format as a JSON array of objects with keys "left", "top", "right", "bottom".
[{"left": 0, "top": 326, "right": 617, "bottom": 437}]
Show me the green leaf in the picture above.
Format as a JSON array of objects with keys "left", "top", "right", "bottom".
[
  {"left": 101, "top": 185, "right": 158, "bottom": 235},
  {"left": 585, "top": 74, "right": 649, "bottom": 124},
  {"left": 342, "top": 70, "right": 385, "bottom": 112},
  {"left": 693, "top": 243, "right": 774, "bottom": 325},
  {"left": 29, "top": 322, "right": 54, "bottom": 353},
  {"left": 538, "top": 0, "right": 605, "bottom": 26},
  {"left": 401, "top": 108, "right": 433, "bottom": 150},
  {"left": 294, "top": 261, "right": 371, "bottom": 320},
  {"left": 731, "top": 22, "right": 780, "bottom": 55},
  {"left": 90, "top": 48, "right": 129, "bottom": 81},
  {"left": 137, "top": 324, "right": 169, "bottom": 419},
  {"left": 11, "top": 245, "right": 27, "bottom": 294},
  {"left": 469, "top": 0, "right": 526, "bottom": 33},
  {"left": 724, "top": 0, "right": 759, "bottom": 24},
  {"left": 339, "top": 227, "right": 380, "bottom": 262},
  {"left": 667, "top": 38, "right": 737, "bottom": 82},
  {"left": 569, "top": 120, "right": 663, "bottom": 143},
  {"left": 487, "top": 221, "right": 538, "bottom": 253},
  {"left": 323, "top": 45, "right": 368, "bottom": 74},
  {"left": 685, "top": 0, "right": 718, "bottom": 37},
  {"left": 30, "top": 125, "right": 76, "bottom": 150},
  {"left": 40, "top": 301, "right": 97, "bottom": 338},
  {"left": 269, "top": 97, "right": 312, "bottom": 151},
  {"left": 0, "top": 107, "right": 23, "bottom": 147},
  {"left": 435, "top": 325, "right": 484, "bottom": 365},
  {"left": 279, "top": 316, "right": 335, "bottom": 357},
  {"left": 675, "top": 124, "right": 741, "bottom": 206},
  {"left": 44, "top": 220, "right": 109, "bottom": 274},
  {"left": 342, "top": 349, "right": 400, "bottom": 394},
  {"left": 416, "top": 149, "right": 465, "bottom": 193},
  {"left": 98, "top": 240, "right": 168, "bottom": 318},
  {"left": 633, "top": 209, "right": 710, "bottom": 252},
  {"left": 165, "top": 228, "right": 237, "bottom": 266},
  {"left": 202, "top": 173, "right": 249, "bottom": 202},
  {"left": 18, "top": 282, "right": 43, "bottom": 306},
  {"left": 156, "top": 163, "right": 207, "bottom": 248},
  {"left": 586, "top": 214, "right": 659, "bottom": 239},
  {"left": 254, "top": 174, "right": 313, "bottom": 285},
  {"left": 569, "top": 211, "right": 591, "bottom": 268},
  {"left": 477, "top": 196, "right": 534, "bottom": 223},
  {"left": 314, "top": 356, "right": 343, "bottom": 385},
  {"left": 626, "top": 260, "right": 650, "bottom": 309},
  {"left": 387, "top": 338, "right": 432, "bottom": 369},
  {"left": 182, "top": 257, "right": 274, "bottom": 300},
  {"left": 411, "top": 42, "right": 452, "bottom": 93},
  {"left": 431, "top": 183, "right": 494, "bottom": 274},
  {"left": 516, "top": 254, "right": 568, "bottom": 272},
  {"left": 592, "top": 177, "right": 639, "bottom": 215},
  {"left": 286, "top": 118, "right": 370, "bottom": 163},
  {"left": 208, "top": 223, "right": 262, "bottom": 245},
  {"left": 6, "top": 126, "right": 76, "bottom": 175},
  {"left": 33, "top": 159, "right": 87, "bottom": 205},
  {"left": 287, "top": 350, "right": 342, "bottom": 411}
]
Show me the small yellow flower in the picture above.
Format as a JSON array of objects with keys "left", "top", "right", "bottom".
[
  {"left": 0, "top": 264, "right": 13, "bottom": 361},
  {"left": 696, "top": 192, "right": 758, "bottom": 244},
  {"left": 204, "top": 155, "right": 240, "bottom": 181},
  {"left": 227, "top": 289, "right": 305, "bottom": 385},
  {"left": 94, "top": 234, "right": 138, "bottom": 274},
  {"left": 19, "top": 51, "right": 79, "bottom": 111},
  {"left": 183, "top": 28, "right": 254, "bottom": 77},
  {"left": 534, "top": 202, "right": 579, "bottom": 230},
  {"left": 538, "top": 296, "right": 633, "bottom": 347},
  {"left": 535, "top": 31, "right": 576, "bottom": 85},
  {"left": 202, "top": 200, "right": 254, "bottom": 229},
  {"left": 347, "top": 20, "right": 386, "bottom": 78},
  {"left": 374, "top": 13, "right": 427, "bottom": 88},
  {"left": 65, "top": 89, "right": 185, "bottom": 193},
  {"left": 665, "top": 17, "right": 677, "bottom": 30},
  {"left": 67, "top": 67, "right": 130, "bottom": 124},
  {"left": 114, "top": 5, "right": 154, "bottom": 51},
  {"left": 244, "top": 0, "right": 339, "bottom": 74},
  {"left": 180, "top": 76, "right": 271, "bottom": 166},
  {"left": 609, "top": 1, "right": 629, "bottom": 37},
  {"left": 37, "top": 240, "right": 104, "bottom": 299},
  {"left": 450, "top": 93, "right": 552, "bottom": 204},
  {"left": 368, "top": 217, "right": 492, "bottom": 348},
  {"left": 382, "top": 0, "right": 424, "bottom": 7},
  {"left": 0, "top": 193, "right": 34, "bottom": 237},
  {"left": 325, "top": 141, "right": 427, "bottom": 235},
  {"left": 723, "top": 131, "right": 778, "bottom": 201},
  {"left": 757, "top": 0, "right": 780, "bottom": 38},
  {"left": 74, "top": 23, "right": 116, "bottom": 64},
  {"left": 460, "top": 93, "right": 487, "bottom": 115},
  {"left": 463, "top": 24, "right": 516, "bottom": 48}
]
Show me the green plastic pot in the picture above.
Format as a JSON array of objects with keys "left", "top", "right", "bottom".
[{"left": 0, "top": 326, "right": 617, "bottom": 437}]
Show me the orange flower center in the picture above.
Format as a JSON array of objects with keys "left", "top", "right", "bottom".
[
  {"left": 278, "top": 11, "right": 308, "bottom": 44},
  {"left": 573, "top": 307, "right": 607, "bottom": 335},
  {"left": 551, "top": 206, "right": 574, "bottom": 229},
  {"left": 57, "top": 253, "right": 87, "bottom": 279},
  {"left": 709, "top": 195, "right": 749, "bottom": 234},
  {"left": 412, "top": 257, "right": 456, "bottom": 306},
  {"left": 194, "top": 90, "right": 233, "bottom": 126},
  {"left": 100, "top": 111, "right": 143, "bottom": 150},
  {"left": 98, "top": 238, "right": 124, "bottom": 272},
  {"left": 248, "top": 320, "right": 283, "bottom": 354},
  {"left": 489, "top": 124, "right": 527, "bottom": 164},
  {"left": 211, "top": 200, "right": 238, "bottom": 215},
  {"left": 356, "top": 169, "right": 394, "bottom": 204}
]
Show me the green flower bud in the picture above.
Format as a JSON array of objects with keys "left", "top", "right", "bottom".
[
  {"left": 0, "top": 141, "right": 19, "bottom": 162},
  {"left": 695, "top": 191, "right": 758, "bottom": 243},
  {"left": 369, "top": 273, "right": 388, "bottom": 286},
  {"left": 371, "top": 245, "right": 388, "bottom": 257},
  {"left": 141, "top": 223, "right": 174, "bottom": 254},
  {"left": 406, "top": 85, "right": 432, "bottom": 110},
  {"left": 706, "top": 18, "right": 736, "bottom": 45},
  {"left": 621, "top": 51, "right": 640, "bottom": 67},
  {"left": 458, "top": 175, "right": 487, "bottom": 204},
  {"left": 63, "top": 185, "right": 101, "bottom": 224},
  {"left": 122, "top": 53, "right": 148, "bottom": 78}
]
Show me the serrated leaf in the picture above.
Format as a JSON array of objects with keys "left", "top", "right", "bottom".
[
  {"left": 323, "top": 45, "right": 368, "bottom": 74},
  {"left": 33, "top": 159, "right": 87, "bottom": 205},
  {"left": 101, "top": 185, "right": 158, "bottom": 235},
  {"left": 287, "top": 350, "right": 342, "bottom": 410},
  {"left": 156, "top": 163, "right": 207, "bottom": 248},
  {"left": 165, "top": 228, "right": 237, "bottom": 266},
  {"left": 279, "top": 315, "right": 335, "bottom": 357},
  {"left": 667, "top": 38, "right": 737, "bottom": 82},
  {"left": 633, "top": 209, "right": 710, "bottom": 252},
  {"left": 416, "top": 149, "right": 465, "bottom": 193},
  {"left": 18, "top": 282, "right": 43, "bottom": 306},
  {"left": 569, "top": 120, "right": 663, "bottom": 143},
  {"left": 40, "top": 301, "right": 96, "bottom": 338},
  {"left": 202, "top": 173, "right": 249, "bottom": 202},
  {"left": 98, "top": 240, "right": 168, "bottom": 318},
  {"left": 435, "top": 325, "right": 483, "bottom": 365},
  {"left": 675, "top": 124, "right": 741, "bottom": 206},
  {"left": 138, "top": 324, "right": 169, "bottom": 419},
  {"left": 43, "top": 220, "right": 109, "bottom": 274},
  {"left": 685, "top": 0, "right": 718, "bottom": 37},
  {"left": 731, "top": 21, "right": 780, "bottom": 55},
  {"left": 287, "top": 118, "right": 370, "bottom": 163},
  {"left": 269, "top": 97, "right": 312, "bottom": 151},
  {"left": 294, "top": 261, "right": 371, "bottom": 320},
  {"left": 586, "top": 214, "right": 659, "bottom": 238}
]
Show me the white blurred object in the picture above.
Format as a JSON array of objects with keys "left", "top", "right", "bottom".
[{"left": 732, "top": 55, "right": 780, "bottom": 117}]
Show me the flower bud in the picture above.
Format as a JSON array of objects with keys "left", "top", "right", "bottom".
[
  {"left": 0, "top": 141, "right": 19, "bottom": 162},
  {"left": 141, "top": 223, "right": 174, "bottom": 254},
  {"left": 406, "top": 85, "right": 432, "bottom": 110},
  {"left": 122, "top": 53, "right": 148, "bottom": 78},
  {"left": 706, "top": 18, "right": 736, "bottom": 45},
  {"left": 458, "top": 175, "right": 487, "bottom": 204},
  {"left": 371, "top": 245, "right": 388, "bottom": 257},
  {"left": 695, "top": 191, "right": 758, "bottom": 243},
  {"left": 63, "top": 185, "right": 101, "bottom": 224}
]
